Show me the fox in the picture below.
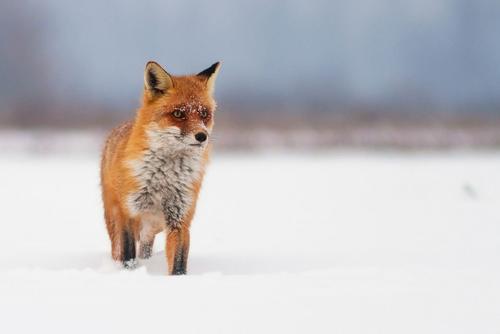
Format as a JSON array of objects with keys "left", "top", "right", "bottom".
[{"left": 100, "top": 61, "right": 221, "bottom": 275}]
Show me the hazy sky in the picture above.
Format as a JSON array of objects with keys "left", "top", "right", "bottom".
[{"left": 3, "top": 0, "right": 500, "bottom": 110}]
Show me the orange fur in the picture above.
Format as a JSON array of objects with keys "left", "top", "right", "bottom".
[{"left": 100, "top": 61, "right": 220, "bottom": 274}]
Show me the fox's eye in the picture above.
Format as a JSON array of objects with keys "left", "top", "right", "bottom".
[
  {"left": 172, "top": 109, "right": 185, "bottom": 119},
  {"left": 200, "top": 109, "right": 208, "bottom": 118}
]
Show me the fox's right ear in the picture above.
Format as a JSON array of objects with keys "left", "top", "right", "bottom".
[
  {"left": 144, "top": 61, "right": 173, "bottom": 99},
  {"left": 198, "top": 62, "right": 221, "bottom": 96}
]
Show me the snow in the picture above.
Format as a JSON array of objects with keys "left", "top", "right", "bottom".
[{"left": 1, "top": 150, "right": 499, "bottom": 333}]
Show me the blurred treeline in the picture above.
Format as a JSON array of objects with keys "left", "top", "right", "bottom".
[{"left": 0, "top": 0, "right": 499, "bottom": 147}]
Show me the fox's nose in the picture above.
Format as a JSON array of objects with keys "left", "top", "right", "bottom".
[{"left": 195, "top": 132, "right": 207, "bottom": 143}]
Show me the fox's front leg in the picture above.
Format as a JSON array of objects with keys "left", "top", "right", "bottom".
[
  {"left": 105, "top": 206, "right": 136, "bottom": 268},
  {"left": 162, "top": 197, "right": 190, "bottom": 274},
  {"left": 121, "top": 227, "right": 137, "bottom": 268},
  {"left": 166, "top": 226, "right": 190, "bottom": 275}
]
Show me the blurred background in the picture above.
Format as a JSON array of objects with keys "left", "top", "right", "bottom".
[
  {"left": 2, "top": 2, "right": 500, "bottom": 329},
  {"left": 1, "top": 0, "right": 500, "bottom": 151}
]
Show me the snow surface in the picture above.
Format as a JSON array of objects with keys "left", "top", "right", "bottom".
[{"left": 1, "top": 151, "right": 499, "bottom": 333}]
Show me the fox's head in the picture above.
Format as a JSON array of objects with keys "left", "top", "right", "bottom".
[{"left": 138, "top": 61, "right": 221, "bottom": 151}]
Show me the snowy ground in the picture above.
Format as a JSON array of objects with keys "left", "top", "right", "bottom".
[{"left": 1, "top": 150, "right": 499, "bottom": 333}]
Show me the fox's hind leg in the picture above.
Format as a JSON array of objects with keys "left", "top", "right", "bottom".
[
  {"left": 138, "top": 231, "right": 155, "bottom": 260},
  {"left": 138, "top": 240, "right": 154, "bottom": 259},
  {"left": 137, "top": 218, "right": 162, "bottom": 259}
]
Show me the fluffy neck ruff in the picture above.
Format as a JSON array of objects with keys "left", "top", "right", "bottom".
[{"left": 126, "top": 125, "right": 205, "bottom": 227}]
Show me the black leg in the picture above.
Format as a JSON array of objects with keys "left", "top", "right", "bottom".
[
  {"left": 172, "top": 247, "right": 187, "bottom": 275},
  {"left": 166, "top": 227, "right": 190, "bottom": 275},
  {"left": 122, "top": 229, "right": 136, "bottom": 269}
]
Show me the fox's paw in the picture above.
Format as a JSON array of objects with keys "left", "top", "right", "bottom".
[
  {"left": 138, "top": 242, "right": 153, "bottom": 259},
  {"left": 123, "top": 258, "right": 138, "bottom": 270},
  {"left": 171, "top": 269, "right": 187, "bottom": 275}
]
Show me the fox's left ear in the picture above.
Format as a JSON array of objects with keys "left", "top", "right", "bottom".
[{"left": 197, "top": 62, "right": 221, "bottom": 95}]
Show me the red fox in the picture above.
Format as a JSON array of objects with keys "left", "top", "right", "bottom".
[{"left": 100, "top": 61, "right": 221, "bottom": 275}]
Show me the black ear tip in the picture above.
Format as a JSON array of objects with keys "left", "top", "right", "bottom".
[{"left": 198, "top": 61, "right": 221, "bottom": 77}]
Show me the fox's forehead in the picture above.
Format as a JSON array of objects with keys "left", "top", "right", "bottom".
[
  {"left": 160, "top": 75, "right": 215, "bottom": 109},
  {"left": 171, "top": 100, "right": 209, "bottom": 113}
]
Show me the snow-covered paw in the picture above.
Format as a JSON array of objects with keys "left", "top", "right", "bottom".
[{"left": 123, "top": 258, "right": 138, "bottom": 270}]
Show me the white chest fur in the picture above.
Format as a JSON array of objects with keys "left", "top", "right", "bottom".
[{"left": 126, "top": 126, "right": 204, "bottom": 227}]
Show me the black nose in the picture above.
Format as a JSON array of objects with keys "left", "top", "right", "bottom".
[{"left": 195, "top": 132, "right": 207, "bottom": 143}]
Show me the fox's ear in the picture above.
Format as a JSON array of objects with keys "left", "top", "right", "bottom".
[
  {"left": 197, "top": 62, "right": 221, "bottom": 95},
  {"left": 144, "top": 61, "right": 173, "bottom": 98}
]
